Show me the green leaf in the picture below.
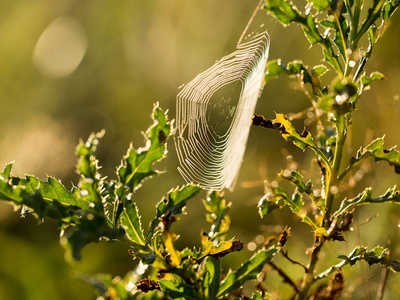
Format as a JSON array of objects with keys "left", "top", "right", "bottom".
[
  {"left": 250, "top": 291, "right": 265, "bottom": 300},
  {"left": 146, "top": 184, "right": 201, "bottom": 243},
  {"left": 273, "top": 114, "right": 331, "bottom": 169},
  {"left": 333, "top": 186, "right": 400, "bottom": 217},
  {"left": 342, "top": 246, "right": 400, "bottom": 271},
  {"left": 367, "top": 25, "right": 378, "bottom": 47},
  {"left": 0, "top": 178, "right": 28, "bottom": 205},
  {"left": 286, "top": 61, "right": 316, "bottom": 88},
  {"left": 309, "top": 0, "right": 330, "bottom": 11},
  {"left": 347, "top": 137, "right": 400, "bottom": 174},
  {"left": 118, "top": 104, "right": 171, "bottom": 192},
  {"left": 1, "top": 176, "right": 82, "bottom": 222},
  {"left": 120, "top": 202, "right": 146, "bottom": 248},
  {"left": 75, "top": 131, "right": 104, "bottom": 211},
  {"left": 203, "top": 191, "right": 231, "bottom": 239},
  {"left": 356, "top": 0, "right": 386, "bottom": 44},
  {"left": 201, "top": 256, "right": 221, "bottom": 300},
  {"left": 274, "top": 114, "right": 317, "bottom": 150},
  {"left": 264, "top": 0, "right": 303, "bottom": 25},
  {"left": 259, "top": 184, "right": 318, "bottom": 228},
  {"left": 312, "top": 65, "right": 328, "bottom": 76},
  {"left": 217, "top": 248, "right": 278, "bottom": 297},
  {"left": 280, "top": 169, "right": 313, "bottom": 194},
  {"left": 258, "top": 194, "right": 281, "bottom": 217},
  {"left": 159, "top": 279, "right": 203, "bottom": 300},
  {"left": 320, "top": 20, "right": 335, "bottom": 28},
  {"left": 264, "top": 59, "right": 285, "bottom": 83},
  {"left": 0, "top": 162, "right": 13, "bottom": 178},
  {"left": 382, "top": 0, "right": 400, "bottom": 20},
  {"left": 61, "top": 214, "right": 118, "bottom": 261},
  {"left": 76, "top": 130, "right": 104, "bottom": 179},
  {"left": 334, "top": 29, "right": 346, "bottom": 59},
  {"left": 40, "top": 177, "right": 88, "bottom": 209},
  {"left": 318, "top": 94, "right": 335, "bottom": 112},
  {"left": 302, "top": 13, "right": 323, "bottom": 45},
  {"left": 287, "top": 61, "right": 304, "bottom": 74},
  {"left": 253, "top": 113, "right": 331, "bottom": 173},
  {"left": 197, "top": 239, "right": 244, "bottom": 261},
  {"left": 361, "top": 71, "right": 385, "bottom": 89},
  {"left": 323, "top": 49, "right": 341, "bottom": 72},
  {"left": 318, "top": 245, "right": 400, "bottom": 279}
]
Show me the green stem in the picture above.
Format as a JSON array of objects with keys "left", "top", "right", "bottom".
[
  {"left": 324, "top": 114, "right": 347, "bottom": 221},
  {"left": 349, "top": 0, "right": 362, "bottom": 50}
]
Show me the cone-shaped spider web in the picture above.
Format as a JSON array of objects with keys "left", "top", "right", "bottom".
[{"left": 175, "top": 4, "right": 270, "bottom": 191}]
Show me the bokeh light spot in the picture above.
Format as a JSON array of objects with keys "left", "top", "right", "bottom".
[{"left": 33, "top": 17, "right": 88, "bottom": 78}]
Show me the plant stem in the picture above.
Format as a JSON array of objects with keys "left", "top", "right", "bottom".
[
  {"left": 298, "top": 235, "right": 325, "bottom": 299},
  {"left": 324, "top": 114, "right": 346, "bottom": 221},
  {"left": 268, "top": 261, "right": 300, "bottom": 293}
]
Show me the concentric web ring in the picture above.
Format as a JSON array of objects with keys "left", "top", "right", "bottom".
[{"left": 175, "top": 30, "right": 270, "bottom": 191}]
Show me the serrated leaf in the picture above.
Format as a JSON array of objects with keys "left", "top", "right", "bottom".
[
  {"left": 118, "top": 104, "right": 171, "bottom": 192},
  {"left": 361, "top": 71, "right": 385, "bottom": 89},
  {"left": 318, "top": 245, "right": 400, "bottom": 279},
  {"left": 264, "top": 0, "right": 302, "bottom": 25},
  {"left": 0, "top": 178, "right": 27, "bottom": 204},
  {"left": 40, "top": 177, "right": 88, "bottom": 209},
  {"left": 348, "top": 137, "right": 400, "bottom": 174},
  {"left": 75, "top": 131, "right": 104, "bottom": 211},
  {"left": 357, "top": 0, "right": 385, "bottom": 44},
  {"left": 259, "top": 185, "right": 317, "bottom": 228},
  {"left": 309, "top": 0, "right": 330, "bottom": 11},
  {"left": 280, "top": 169, "right": 313, "bottom": 194},
  {"left": 120, "top": 202, "right": 146, "bottom": 248},
  {"left": 312, "top": 65, "right": 328, "bottom": 76},
  {"left": 334, "top": 30, "right": 346, "bottom": 59},
  {"left": 217, "top": 248, "right": 277, "bottom": 297},
  {"left": 250, "top": 291, "right": 265, "bottom": 300},
  {"left": 264, "top": 59, "right": 285, "bottom": 83},
  {"left": 2, "top": 175, "right": 83, "bottom": 222},
  {"left": 287, "top": 61, "right": 303, "bottom": 74},
  {"left": 333, "top": 186, "right": 400, "bottom": 217},
  {"left": 159, "top": 279, "right": 202, "bottom": 300},
  {"left": 318, "top": 94, "right": 335, "bottom": 112},
  {"left": 382, "top": 0, "right": 400, "bottom": 20},
  {"left": 19, "top": 175, "right": 40, "bottom": 194},
  {"left": 303, "top": 13, "right": 323, "bottom": 45},
  {"left": 76, "top": 130, "right": 104, "bottom": 179},
  {"left": 323, "top": 49, "right": 341, "bottom": 71},
  {"left": 203, "top": 191, "right": 231, "bottom": 239},
  {"left": 201, "top": 256, "right": 221, "bottom": 300},
  {"left": 367, "top": 25, "right": 378, "bottom": 47},
  {"left": 274, "top": 114, "right": 318, "bottom": 151},
  {"left": 0, "top": 162, "right": 13, "bottom": 178},
  {"left": 62, "top": 214, "right": 118, "bottom": 261},
  {"left": 162, "top": 228, "right": 181, "bottom": 266},
  {"left": 258, "top": 194, "right": 281, "bottom": 217},
  {"left": 286, "top": 61, "right": 315, "bottom": 88},
  {"left": 146, "top": 185, "right": 201, "bottom": 243},
  {"left": 343, "top": 246, "right": 400, "bottom": 272},
  {"left": 320, "top": 20, "right": 335, "bottom": 28},
  {"left": 198, "top": 239, "right": 243, "bottom": 261}
]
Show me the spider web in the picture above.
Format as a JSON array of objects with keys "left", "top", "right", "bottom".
[{"left": 175, "top": 10, "right": 270, "bottom": 191}]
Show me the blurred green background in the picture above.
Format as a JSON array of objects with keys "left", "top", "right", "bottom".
[{"left": 1, "top": 1, "right": 400, "bottom": 299}]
